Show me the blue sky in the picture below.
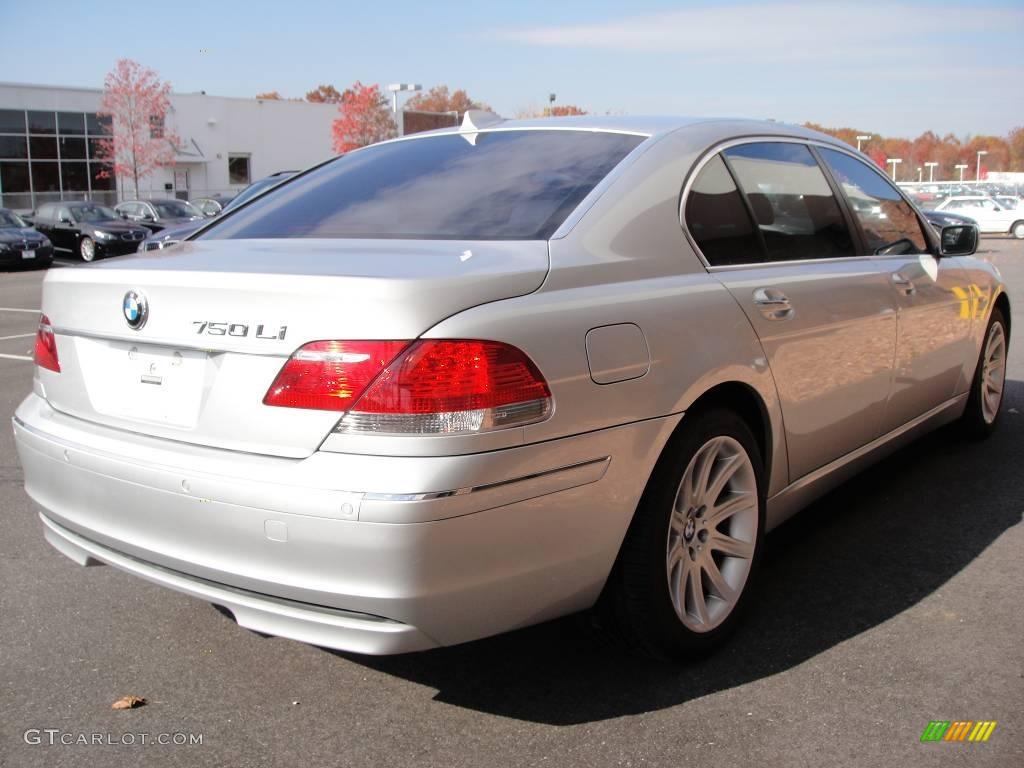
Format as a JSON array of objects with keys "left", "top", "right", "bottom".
[{"left": 2, "top": 0, "right": 1021, "bottom": 137}]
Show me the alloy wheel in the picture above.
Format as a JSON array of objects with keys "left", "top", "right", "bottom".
[
  {"left": 666, "top": 435, "right": 758, "bottom": 633},
  {"left": 80, "top": 237, "right": 95, "bottom": 262},
  {"left": 981, "top": 321, "right": 1007, "bottom": 424}
]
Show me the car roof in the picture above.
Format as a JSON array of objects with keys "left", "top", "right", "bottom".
[{"left": 390, "top": 114, "right": 850, "bottom": 148}]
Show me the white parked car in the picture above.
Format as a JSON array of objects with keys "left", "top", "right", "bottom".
[{"left": 932, "top": 196, "right": 1024, "bottom": 238}]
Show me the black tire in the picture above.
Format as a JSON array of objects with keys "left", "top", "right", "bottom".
[
  {"left": 959, "top": 308, "right": 1008, "bottom": 439},
  {"left": 603, "top": 408, "right": 765, "bottom": 660},
  {"left": 79, "top": 236, "right": 96, "bottom": 262}
]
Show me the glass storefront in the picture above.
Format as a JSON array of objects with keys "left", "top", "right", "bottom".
[{"left": 0, "top": 109, "right": 116, "bottom": 211}]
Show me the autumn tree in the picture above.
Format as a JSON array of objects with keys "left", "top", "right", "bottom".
[
  {"left": 405, "top": 85, "right": 489, "bottom": 114},
  {"left": 95, "top": 59, "right": 178, "bottom": 198},
  {"left": 306, "top": 84, "right": 343, "bottom": 103},
  {"left": 546, "top": 105, "right": 588, "bottom": 117},
  {"left": 255, "top": 91, "right": 283, "bottom": 100},
  {"left": 331, "top": 82, "right": 396, "bottom": 153}
]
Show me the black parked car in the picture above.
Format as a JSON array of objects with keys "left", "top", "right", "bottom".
[
  {"left": 33, "top": 202, "right": 149, "bottom": 262},
  {"left": 139, "top": 172, "right": 297, "bottom": 251},
  {"left": 922, "top": 209, "right": 977, "bottom": 231},
  {"left": 0, "top": 208, "right": 53, "bottom": 269},
  {"left": 114, "top": 198, "right": 206, "bottom": 232}
]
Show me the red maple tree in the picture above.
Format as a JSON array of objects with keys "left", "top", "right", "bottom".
[
  {"left": 95, "top": 59, "right": 178, "bottom": 197},
  {"left": 331, "top": 82, "right": 396, "bottom": 153}
]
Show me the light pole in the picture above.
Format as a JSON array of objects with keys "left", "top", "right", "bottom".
[
  {"left": 387, "top": 83, "right": 421, "bottom": 137},
  {"left": 925, "top": 161, "right": 938, "bottom": 182},
  {"left": 856, "top": 134, "right": 872, "bottom": 152},
  {"left": 975, "top": 150, "right": 988, "bottom": 182},
  {"left": 917, "top": 167, "right": 923, "bottom": 183},
  {"left": 887, "top": 157, "right": 902, "bottom": 181},
  {"left": 956, "top": 164, "right": 968, "bottom": 183}
]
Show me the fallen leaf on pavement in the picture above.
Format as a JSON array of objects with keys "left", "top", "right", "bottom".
[{"left": 111, "top": 695, "right": 147, "bottom": 710}]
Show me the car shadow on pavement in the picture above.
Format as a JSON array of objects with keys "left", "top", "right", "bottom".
[{"left": 327, "top": 379, "right": 1024, "bottom": 726}]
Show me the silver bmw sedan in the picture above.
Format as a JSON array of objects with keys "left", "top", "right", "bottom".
[{"left": 14, "top": 115, "right": 1010, "bottom": 659}]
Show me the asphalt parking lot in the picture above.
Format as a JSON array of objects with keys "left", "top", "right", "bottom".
[{"left": 1, "top": 241, "right": 1022, "bottom": 768}]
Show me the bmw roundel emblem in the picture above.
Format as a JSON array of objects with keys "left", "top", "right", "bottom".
[{"left": 123, "top": 290, "right": 148, "bottom": 330}]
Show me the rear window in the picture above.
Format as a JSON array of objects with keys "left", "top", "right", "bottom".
[{"left": 201, "top": 130, "right": 645, "bottom": 241}]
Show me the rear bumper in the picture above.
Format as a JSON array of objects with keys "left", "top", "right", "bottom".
[{"left": 14, "top": 393, "right": 680, "bottom": 654}]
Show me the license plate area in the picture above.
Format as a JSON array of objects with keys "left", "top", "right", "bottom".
[
  {"left": 22, "top": 249, "right": 35, "bottom": 259},
  {"left": 76, "top": 339, "right": 208, "bottom": 428}
]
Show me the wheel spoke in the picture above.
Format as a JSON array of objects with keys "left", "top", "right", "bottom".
[
  {"left": 704, "top": 491, "right": 756, "bottom": 527},
  {"left": 706, "top": 451, "right": 744, "bottom": 503},
  {"left": 690, "top": 439, "right": 719, "bottom": 502},
  {"left": 687, "top": 566, "right": 710, "bottom": 625},
  {"left": 702, "top": 560, "right": 735, "bottom": 603},
  {"left": 709, "top": 532, "right": 755, "bottom": 559}
]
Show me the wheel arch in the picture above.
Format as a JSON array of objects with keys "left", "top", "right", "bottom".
[
  {"left": 680, "top": 382, "right": 774, "bottom": 488},
  {"left": 993, "top": 289, "right": 1011, "bottom": 340}
]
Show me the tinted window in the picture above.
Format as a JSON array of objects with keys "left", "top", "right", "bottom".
[
  {"left": 59, "top": 136, "right": 87, "bottom": 159},
  {"left": 57, "top": 112, "right": 86, "bottom": 136},
  {"left": 62, "top": 162, "right": 89, "bottom": 191},
  {"left": 724, "top": 142, "right": 854, "bottom": 261},
  {"left": 1, "top": 162, "right": 30, "bottom": 193},
  {"left": 205, "top": 130, "right": 645, "bottom": 241},
  {"left": 819, "top": 148, "right": 928, "bottom": 255},
  {"left": 684, "top": 154, "right": 762, "bottom": 266},
  {"left": 0, "top": 109, "right": 26, "bottom": 133},
  {"left": 0, "top": 136, "right": 28, "bottom": 159},
  {"left": 27, "top": 111, "right": 56, "bottom": 134},
  {"left": 30, "top": 136, "right": 58, "bottom": 159}
]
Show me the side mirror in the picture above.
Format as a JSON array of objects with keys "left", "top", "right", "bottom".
[
  {"left": 142, "top": 213, "right": 155, "bottom": 221},
  {"left": 939, "top": 224, "right": 978, "bottom": 257},
  {"left": 58, "top": 216, "right": 72, "bottom": 225},
  {"left": 119, "top": 211, "right": 129, "bottom": 219}
]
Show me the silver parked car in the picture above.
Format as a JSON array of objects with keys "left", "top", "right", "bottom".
[{"left": 14, "top": 116, "right": 1010, "bottom": 659}]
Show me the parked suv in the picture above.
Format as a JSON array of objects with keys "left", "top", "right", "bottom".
[
  {"left": 32, "top": 202, "right": 150, "bottom": 261},
  {"left": 15, "top": 117, "right": 1009, "bottom": 659}
]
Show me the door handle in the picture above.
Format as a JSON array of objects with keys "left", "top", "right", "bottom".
[
  {"left": 891, "top": 272, "right": 916, "bottom": 295},
  {"left": 752, "top": 288, "right": 794, "bottom": 320}
]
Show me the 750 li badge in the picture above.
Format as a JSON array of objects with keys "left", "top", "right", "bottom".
[{"left": 192, "top": 322, "right": 287, "bottom": 340}]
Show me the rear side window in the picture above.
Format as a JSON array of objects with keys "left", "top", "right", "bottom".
[
  {"left": 684, "top": 154, "right": 762, "bottom": 266},
  {"left": 723, "top": 142, "right": 854, "bottom": 262},
  {"left": 819, "top": 148, "right": 928, "bottom": 255},
  {"left": 202, "top": 130, "right": 645, "bottom": 241}
]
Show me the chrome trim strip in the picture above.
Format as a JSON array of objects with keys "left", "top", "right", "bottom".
[
  {"left": 51, "top": 326, "right": 291, "bottom": 358},
  {"left": 363, "top": 456, "right": 612, "bottom": 502}
]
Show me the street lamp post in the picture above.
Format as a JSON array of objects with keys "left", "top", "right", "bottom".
[
  {"left": 976, "top": 150, "right": 988, "bottom": 182},
  {"left": 887, "top": 157, "right": 902, "bottom": 181},
  {"left": 917, "top": 167, "right": 923, "bottom": 183},
  {"left": 387, "top": 83, "right": 422, "bottom": 135},
  {"left": 856, "top": 134, "right": 872, "bottom": 152},
  {"left": 925, "top": 161, "right": 938, "bottom": 182},
  {"left": 956, "top": 164, "right": 968, "bottom": 183}
]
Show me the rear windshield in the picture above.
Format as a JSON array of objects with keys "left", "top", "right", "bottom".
[{"left": 201, "top": 130, "right": 645, "bottom": 241}]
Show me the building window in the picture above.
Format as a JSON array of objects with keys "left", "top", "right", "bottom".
[
  {"left": 149, "top": 114, "right": 165, "bottom": 139},
  {"left": 228, "top": 154, "right": 251, "bottom": 185},
  {"left": 27, "top": 110, "right": 56, "bottom": 134}
]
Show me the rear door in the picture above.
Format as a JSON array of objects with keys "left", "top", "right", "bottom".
[
  {"left": 818, "top": 148, "right": 974, "bottom": 430},
  {"left": 684, "top": 141, "right": 898, "bottom": 481}
]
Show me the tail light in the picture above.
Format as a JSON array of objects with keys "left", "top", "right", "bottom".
[
  {"left": 263, "top": 339, "right": 552, "bottom": 435},
  {"left": 263, "top": 340, "right": 409, "bottom": 411},
  {"left": 33, "top": 314, "right": 60, "bottom": 372}
]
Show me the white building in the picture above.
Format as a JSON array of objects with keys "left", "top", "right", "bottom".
[{"left": 0, "top": 82, "right": 338, "bottom": 211}]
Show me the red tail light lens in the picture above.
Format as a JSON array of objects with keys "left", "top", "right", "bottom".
[
  {"left": 263, "top": 340, "right": 410, "bottom": 411},
  {"left": 33, "top": 314, "right": 60, "bottom": 373},
  {"left": 336, "top": 339, "right": 552, "bottom": 435}
]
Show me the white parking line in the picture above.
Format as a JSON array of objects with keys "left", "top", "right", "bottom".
[
  {"left": 0, "top": 352, "right": 32, "bottom": 361},
  {"left": 0, "top": 333, "right": 35, "bottom": 341},
  {"left": 0, "top": 307, "right": 41, "bottom": 313}
]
